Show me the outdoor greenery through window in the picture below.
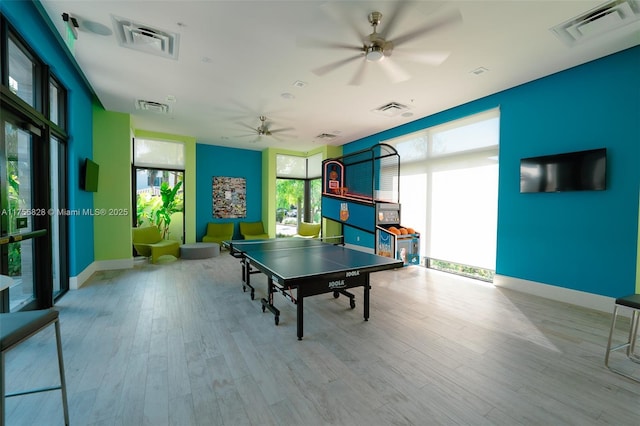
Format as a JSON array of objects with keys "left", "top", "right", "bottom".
[
  {"left": 276, "top": 153, "right": 322, "bottom": 238},
  {"left": 428, "top": 258, "right": 495, "bottom": 282},
  {"left": 133, "top": 138, "right": 185, "bottom": 243}
]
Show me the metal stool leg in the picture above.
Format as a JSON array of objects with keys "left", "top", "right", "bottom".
[
  {"left": 1, "top": 350, "right": 6, "bottom": 426},
  {"left": 605, "top": 303, "right": 640, "bottom": 382},
  {"left": 604, "top": 305, "right": 619, "bottom": 368},
  {"left": 1, "top": 312, "right": 69, "bottom": 425},
  {"left": 55, "top": 319, "right": 70, "bottom": 426}
]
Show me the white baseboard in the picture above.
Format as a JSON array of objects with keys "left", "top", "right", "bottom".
[
  {"left": 493, "top": 274, "right": 615, "bottom": 314},
  {"left": 69, "top": 258, "right": 134, "bottom": 290}
]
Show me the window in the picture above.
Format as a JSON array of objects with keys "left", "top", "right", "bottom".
[
  {"left": 132, "top": 138, "right": 185, "bottom": 243},
  {"left": 134, "top": 138, "right": 185, "bottom": 169},
  {"left": 276, "top": 153, "right": 322, "bottom": 237},
  {"left": 8, "top": 35, "right": 36, "bottom": 108},
  {"left": 1, "top": 17, "right": 71, "bottom": 310},
  {"left": 49, "top": 77, "right": 66, "bottom": 128},
  {"left": 387, "top": 109, "right": 500, "bottom": 280}
]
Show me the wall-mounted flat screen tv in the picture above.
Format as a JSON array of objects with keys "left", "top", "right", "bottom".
[
  {"left": 81, "top": 158, "right": 99, "bottom": 192},
  {"left": 520, "top": 148, "right": 606, "bottom": 193}
]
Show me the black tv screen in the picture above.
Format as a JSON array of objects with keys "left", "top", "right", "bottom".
[
  {"left": 81, "top": 158, "right": 99, "bottom": 192},
  {"left": 520, "top": 148, "right": 606, "bottom": 193}
]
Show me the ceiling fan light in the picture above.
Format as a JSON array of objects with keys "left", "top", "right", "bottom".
[{"left": 366, "top": 45, "right": 384, "bottom": 62}]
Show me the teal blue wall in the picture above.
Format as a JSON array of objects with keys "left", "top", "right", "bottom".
[
  {"left": 195, "top": 144, "right": 263, "bottom": 240},
  {"left": 1, "top": 1, "right": 95, "bottom": 276},
  {"left": 343, "top": 46, "right": 640, "bottom": 298}
]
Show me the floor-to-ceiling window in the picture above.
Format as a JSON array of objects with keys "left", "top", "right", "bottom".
[
  {"left": 0, "top": 19, "right": 69, "bottom": 311},
  {"left": 386, "top": 109, "right": 500, "bottom": 281},
  {"left": 132, "top": 138, "right": 185, "bottom": 243},
  {"left": 275, "top": 153, "right": 322, "bottom": 237}
]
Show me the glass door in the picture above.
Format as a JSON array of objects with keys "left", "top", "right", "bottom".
[{"left": 1, "top": 115, "right": 49, "bottom": 312}]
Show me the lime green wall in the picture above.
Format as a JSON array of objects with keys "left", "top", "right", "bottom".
[
  {"left": 262, "top": 150, "right": 275, "bottom": 236},
  {"left": 262, "top": 145, "right": 342, "bottom": 238},
  {"left": 134, "top": 129, "right": 197, "bottom": 244},
  {"left": 92, "top": 105, "right": 133, "bottom": 261}
]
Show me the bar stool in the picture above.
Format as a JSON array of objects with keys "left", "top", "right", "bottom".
[
  {"left": 604, "top": 294, "right": 640, "bottom": 382},
  {"left": 1, "top": 309, "right": 69, "bottom": 426}
]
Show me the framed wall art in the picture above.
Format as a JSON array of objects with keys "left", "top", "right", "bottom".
[{"left": 212, "top": 176, "right": 246, "bottom": 218}]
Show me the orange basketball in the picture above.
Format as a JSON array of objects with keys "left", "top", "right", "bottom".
[
  {"left": 399, "top": 228, "right": 408, "bottom": 235},
  {"left": 388, "top": 226, "right": 400, "bottom": 235},
  {"left": 406, "top": 228, "right": 416, "bottom": 234}
]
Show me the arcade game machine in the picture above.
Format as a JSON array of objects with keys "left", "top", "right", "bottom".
[
  {"left": 321, "top": 143, "right": 420, "bottom": 266},
  {"left": 375, "top": 203, "right": 420, "bottom": 266}
]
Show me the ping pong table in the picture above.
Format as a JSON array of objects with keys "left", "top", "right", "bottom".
[{"left": 226, "top": 238, "right": 403, "bottom": 340}]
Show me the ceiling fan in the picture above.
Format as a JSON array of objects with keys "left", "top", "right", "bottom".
[
  {"left": 302, "top": 1, "right": 462, "bottom": 85},
  {"left": 237, "top": 116, "right": 294, "bottom": 143}
]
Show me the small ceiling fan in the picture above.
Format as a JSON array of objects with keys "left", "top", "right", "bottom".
[
  {"left": 301, "top": 1, "right": 462, "bottom": 85},
  {"left": 237, "top": 116, "right": 294, "bottom": 143}
]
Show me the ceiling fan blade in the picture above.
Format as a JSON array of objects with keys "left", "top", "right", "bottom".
[
  {"left": 392, "top": 49, "right": 451, "bottom": 66},
  {"left": 234, "top": 133, "right": 258, "bottom": 139},
  {"left": 312, "top": 54, "right": 362, "bottom": 76},
  {"left": 379, "top": 0, "right": 411, "bottom": 40},
  {"left": 297, "top": 37, "right": 362, "bottom": 51},
  {"left": 270, "top": 127, "right": 295, "bottom": 135},
  {"left": 319, "top": 1, "right": 368, "bottom": 45},
  {"left": 392, "top": 8, "right": 463, "bottom": 47},
  {"left": 348, "top": 59, "right": 368, "bottom": 86},
  {"left": 379, "top": 59, "right": 411, "bottom": 84},
  {"left": 238, "top": 122, "right": 257, "bottom": 132}
]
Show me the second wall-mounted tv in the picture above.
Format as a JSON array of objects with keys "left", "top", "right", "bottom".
[
  {"left": 520, "top": 148, "right": 606, "bottom": 193},
  {"left": 81, "top": 158, "right": 100, "bottom": 192}
]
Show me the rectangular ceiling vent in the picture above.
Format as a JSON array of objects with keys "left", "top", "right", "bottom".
[
  {"left": 372, "top": 102, "right": 409, "bottom": 117},
  {"left": 135, "top": 100, "right": 170, "bottom": 114},
  {"left": 315, "top": 133, "right": 338, "bottom": 140},
  {"left": 551, "top": 0, "right": 640, "bottom": 46},
  {"left": 112, "top": 15, "right": 179, "bottom": 60}
]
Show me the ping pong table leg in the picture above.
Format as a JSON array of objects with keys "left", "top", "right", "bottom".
[
  {"left": 297, "top": 294, "right": 304, "bottom": 340},
  {"left": 242, "top": 258, "right": 256, "bottom": 300},
  {"left": 261, "top": 277, "right": 280, "bottom": 326},
  {"left": 363, "top": 276, "right": 370, "bottom": 321}
]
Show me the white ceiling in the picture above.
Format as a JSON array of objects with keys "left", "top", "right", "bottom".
[{"left": 39, "top": 0, "right": 640, "bottom": 152}]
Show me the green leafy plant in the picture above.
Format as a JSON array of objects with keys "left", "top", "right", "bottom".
[{"left": 136, "top": 180, "right": 183, "bottom": 239}]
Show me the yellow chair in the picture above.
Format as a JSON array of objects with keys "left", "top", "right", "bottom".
[
  {"left": 239, "top": 221, "right": 269, "bottom": 240},
  {"left": 295, "top": 222, "right": 321, "bottom": 238},
  {"left": 202, "top": 222, "right": 234, "bottom": 247},
  {"left": 132, "top": 225, "right": 180, "bottom": 263}
]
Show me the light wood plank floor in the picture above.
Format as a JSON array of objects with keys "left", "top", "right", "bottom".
[{"left": 4, "top": 253, "right": 640, "bottom": 425}]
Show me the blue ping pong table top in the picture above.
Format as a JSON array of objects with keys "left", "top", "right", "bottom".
[{"left": 227, "top": 238, "right": 403, "bottom": 282}]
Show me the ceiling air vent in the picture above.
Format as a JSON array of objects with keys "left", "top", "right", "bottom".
[
  {"left": 112, "top": 15, "right": 179, "bottom": 60},
  {"left": 135, "top": 100, "right": 170, "bottom": 114},
  {"left": 372, "top": 102, "right": 410, "bottom": 118},
  {"left": 550, "top": 0, "right": 640, "bottom": 46},
  {"left": 315, "top": 133, "right": 338, "bottom": 140}
]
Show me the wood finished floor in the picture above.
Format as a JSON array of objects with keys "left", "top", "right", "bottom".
[{"left": 4, "top": 253, "right": 640, "bottom": 425}]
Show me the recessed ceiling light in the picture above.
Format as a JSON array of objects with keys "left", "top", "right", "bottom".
[
  {"left": 281, "top": 92, "right": 295, "bottom": 100},
  {"left": 293, "top": 80, "right": 307, "bottom": 88},
  {"left": 166, "top": 95, "right": 176, "bottom": 102}
]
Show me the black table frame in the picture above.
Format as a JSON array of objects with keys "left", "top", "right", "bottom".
[{"left": 228, "top": 240, "right": 401, "bottom": 340}]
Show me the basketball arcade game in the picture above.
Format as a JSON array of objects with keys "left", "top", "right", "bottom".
[{"left": 321, "top": 143, "right": 420, "bottom": 265}]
